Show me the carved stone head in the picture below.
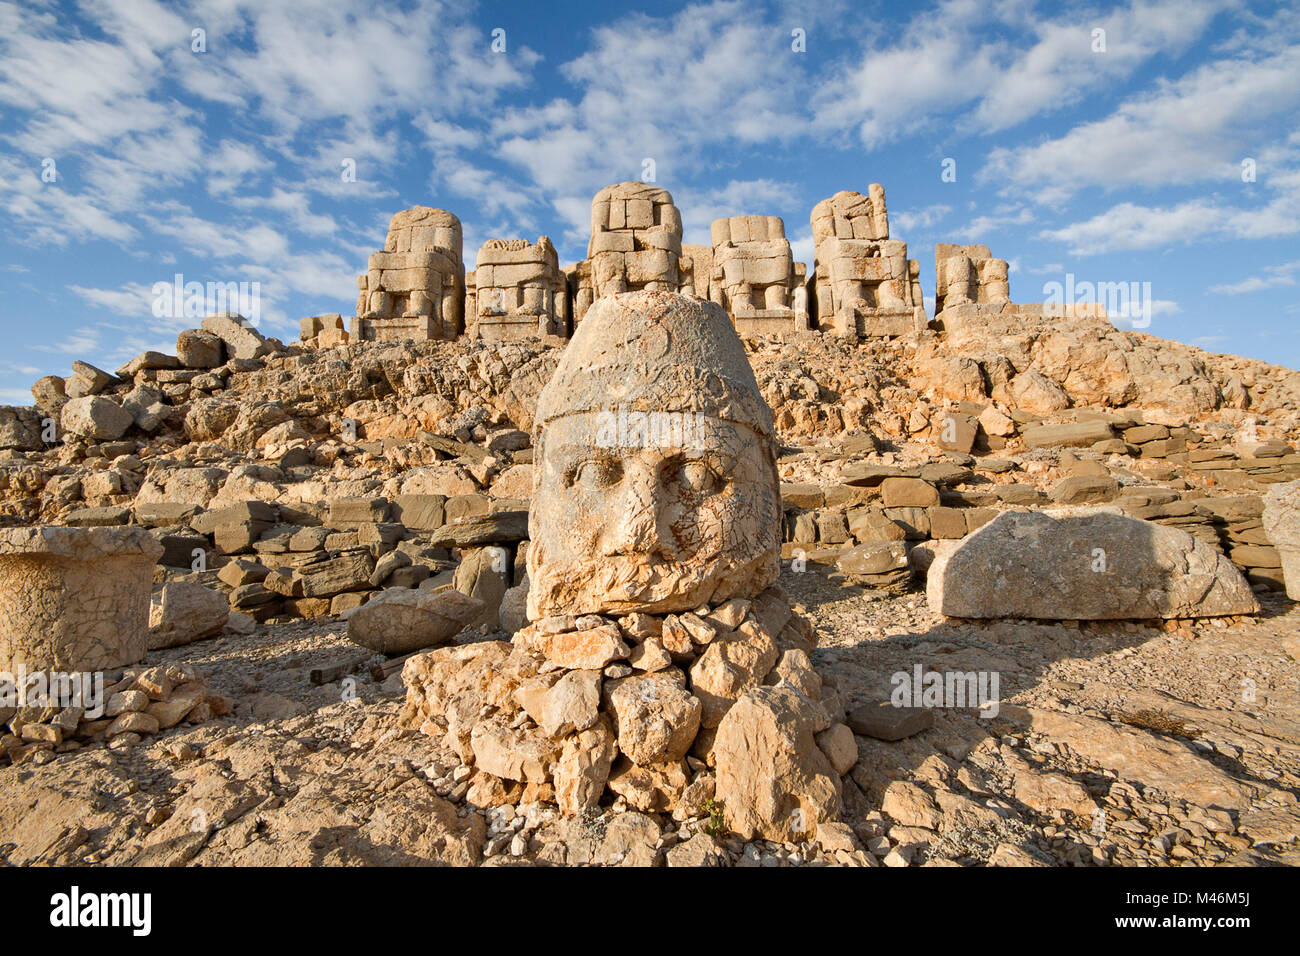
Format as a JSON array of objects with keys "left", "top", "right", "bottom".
[{"left": 527, "top": 291, "right": 782, "bottom": 619}]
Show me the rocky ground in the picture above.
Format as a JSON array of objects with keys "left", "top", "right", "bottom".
[
  {"left": 3, "top": 564, "right": 1297, "bottom": 868},
  {"left": 3, "top": 308, "right": 1299, "bottom": 867}
]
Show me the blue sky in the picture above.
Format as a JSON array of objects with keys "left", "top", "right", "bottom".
[{"left": 1, "top": 0, "right": 1298, "bottom": 404}]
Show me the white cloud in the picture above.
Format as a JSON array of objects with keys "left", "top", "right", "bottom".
[
  {"left": 983, "top": 43, "right": 1300, "bottom": 201},
  {"left": 812, "top": 0, "right": 1222, "bottom": 149},
  {"left": 69, "top": 282, "right": 156, "bottom": 316},
  {"left": 1208, "top": 259, "right": 1300, "bottom": 294},
  {"left": 492, "top": 1, "right": 809, "bottom": 224},
  {"left": 1040, "top": 176, "right": 1300, "bottom": 254},
  {"left": 893, "top": 205, "right": 952, "bottom": 232}
]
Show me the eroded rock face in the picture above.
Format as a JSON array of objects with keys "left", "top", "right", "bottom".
[
  {"left": 0, "top": 526, "right": 162, "bottom": 671},
  {"left": 526, "top": 291, "right": 782, "bottom": 619},
  {"left": 927, "top": 509, "right": 1260, "bottom": 619}
]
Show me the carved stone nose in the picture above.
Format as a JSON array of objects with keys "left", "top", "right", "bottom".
[{"left": 600, "top": 460, "right": 672, "bottom": 557}]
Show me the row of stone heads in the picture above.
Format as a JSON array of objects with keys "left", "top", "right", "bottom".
[
  {"left": 336, "top": 181, "right": 1014, "bottom": 343},
  {"left": 368, "top": 182, "right": 914, "bottom": 265}
]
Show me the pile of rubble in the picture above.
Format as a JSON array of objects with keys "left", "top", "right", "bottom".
[{"left": 2, "top": 662, "right": 231, "bottom": 765}]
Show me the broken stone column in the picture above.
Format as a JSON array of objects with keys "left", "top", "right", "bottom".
[
  {"left": 810, "top": 186, "right": 927, "bottom": 338},
  {"left": 1263, "top": 480, "right": 1300, "bottom": 599},
  {"left": 709, "top": 215, "right": 809, "bottom": 335},
  {"left": 402, "top": 292, "right": 856, "bottom": 842},
  {"left": 353, "top": 206, "right": 465, "bottom": 342},
  {"left": 470, "top": 237, "right": 568, "bottom": 340},
  {"left": 0, "top": 526, "right": 163, "bottom": 671}
]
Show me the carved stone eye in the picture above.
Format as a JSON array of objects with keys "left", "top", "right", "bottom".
[
  {"left": 573, "top": 458, "right": 622, "bottom": 488},
  {"left": 678, "top": 460, "right": 720, "bottom": 495}
]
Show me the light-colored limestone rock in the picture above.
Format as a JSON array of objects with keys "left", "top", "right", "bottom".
[
  {"left": 353, "top": 207, "right": 465, "bottom": 342},
  {"left": 553, "top": 716, "right": 616, "bottom": 814},
  {"left": 584, "top": 183, "right": 684, "bottom": 307},
  {"left": 347, "top": 588, "right": 484, "bottom": 654},
  {"left": 810, "top": 186, "right": 926, "bottom": 338},
  {"left": 933, "top": 243, "right": 1009, "bottom": 316},
  {"left": 148, "top": 582, "right": 229, "bottom": 649},
  {"left": 1263, "top": 480, "right": 1300, "bottom": 599},
  {"left": 200, "top": 312, "right": 271, "bottom": 361},
  {"left": 452, "top": 546, "right": 509, "bottom": 629},
  {"left": 470, "top": 237, "right": 568, "bottom": 340},
  {"left": 537, "top": 668, "right": 602, "bottom": 738},
  {"left": 60, "top": 396, "right": 133, "bottom": 441},
  {"left": 606, "top": 671, "right": 702, "bottom": 765},
  {"left": 927, "top": 509, "right": 1260, "bottom": 619},
  {"left": 714, "top": 683, "right": 841, "bottom": 842},
  {"left": 0, "top": 527, "right": 162, "bottom": 671},
  {"left": 709, "top": 215, "right": 808, "bottom": 335}
]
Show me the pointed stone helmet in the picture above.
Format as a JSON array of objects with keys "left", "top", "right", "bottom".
[{"left": 534, "top": 291, "right": 774, "bottom": 440}]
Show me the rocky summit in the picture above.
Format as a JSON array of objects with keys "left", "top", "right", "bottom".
[{"left": 2, "top": 180, "right": 1299, "bottom": 871}]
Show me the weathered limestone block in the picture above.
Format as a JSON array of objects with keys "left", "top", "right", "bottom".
[
  {"left": 606, "top": 671, "right": 702, "bottom": 765},
  {"left": 714, "top": 683, "right": 842, "bottom": 842},
  {"left": 0, "top": 527, "right": 163, "bottom": 671},
  {"left": 585, "top": 183, "right": 684, "bottom": 303},
  {"left": 354, "top": 206, "right": 464, "bottom": 341},
  {"left": 709, "top": 215, "right": 809, "bottom": 334},
  {"left": 452, "top": 545, "right": 509, "bottom": 628},
  {"left": 471, "top": 237, "right": 568, "bottom": 340},
  {"left": 175, "top": 329, "right": 224, "bottom": 368},
  {"left": 934, "top": 243, "right": 1010, "bottom": 315},
  {"left": 60, "top": 396, "right": 133, "bottom": 441},
  {"left": 565, "top": 258, "right": 594, "bottom": 327},
  {"left": 810, "top": 186, "right": 925, "bottom": 338},
  {"left": 30, "top": 376, "right": 67, "bottom": 415},
  {"left": 298, "top": 313, "right": 348, "bottom": 347},
  {"left": 297, "top": 549, "right": 375, "bottom": 597},
  {"left": 1262, "top": 480, "right": 1300, "bottom": 599},
  {"left": 0, "top": 405, "right": 45, "bottom": 451},
  {"left": 927, "top": 509, "right": 1260, "bottom": 619},
  {"left": 527, "top": 291, "right": 782, "bottom": 619},
  {"left": 148, "top": 581, "right": 229, "bottom": 649},
  {"left": 347, "top": 588, "right": 483, "bottom": 654},
  {"left": 200, "top": 312, "right": 271, "bottom": 361}
]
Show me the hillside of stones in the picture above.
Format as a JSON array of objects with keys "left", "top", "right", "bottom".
[{"left": 5, "top": 308, "right": 1300, "bottom": 535}]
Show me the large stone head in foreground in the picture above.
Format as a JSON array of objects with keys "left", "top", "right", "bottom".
[{"left": 527, "top": 291, "right": 781, "bottom": 619}]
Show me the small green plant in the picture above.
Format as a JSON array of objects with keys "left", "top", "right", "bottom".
[{"left": 701, "top": 797, "right": 725, "bottom": 836}]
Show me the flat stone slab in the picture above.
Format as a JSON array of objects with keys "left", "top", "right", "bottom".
[
  {"left": 847, "top": 701, "right": 934, "bottom": 741},
  {"left": 428, "top": 511, "right": 529, "bottom": 548},
  {"left": 926, "top": 508, "right": 1259, "bottom": 620}
]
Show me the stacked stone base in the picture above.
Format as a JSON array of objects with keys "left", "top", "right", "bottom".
[{"left": 401, "top": 586, "right": 858, "bottom": 843}]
